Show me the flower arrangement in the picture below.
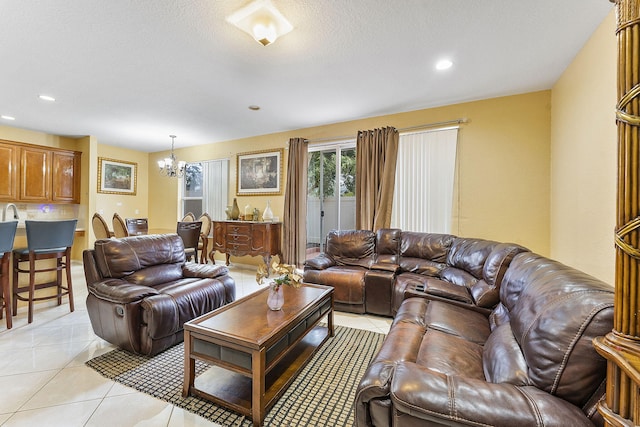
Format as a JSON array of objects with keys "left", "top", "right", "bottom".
[{"left": 256, "top": 256, "right": 303, "bottom": 290}]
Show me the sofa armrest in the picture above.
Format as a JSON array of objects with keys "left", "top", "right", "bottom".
[
  {"left": 87, "top": 279, "right": 160, "bottom": 304},
  {"left": 370, "top": 262, "right": 400, "bottom": 273},
  {"left": 304, "top": 253, "right": 336, "bottom": 270},
  {"left": 390, "top": 362, "right": 594, "bottom": 426},
  {"left": 182, "top": 262, "right": 229, "bottom": 279}
]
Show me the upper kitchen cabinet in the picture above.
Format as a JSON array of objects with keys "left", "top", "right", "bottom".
[
  {"left": 0, "top": 139, "right": 82, "bottom": 204},
  {"left": 0, "top": 143, "right": 18, "bottom": 200}
]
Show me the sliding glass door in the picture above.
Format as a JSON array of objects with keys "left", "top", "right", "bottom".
[{"left": 307, "top": 143, "right": 356, "bottom": 258}]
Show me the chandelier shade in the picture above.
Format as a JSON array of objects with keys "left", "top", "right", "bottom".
[{"left": 158, "top": 135, "right": 186, "bottom": 178}]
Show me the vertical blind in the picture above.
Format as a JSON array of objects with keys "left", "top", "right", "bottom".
[
  {"left": 203, "top": 159, "right": 229, "bottom": 221},
  {"left": 391, "top": 127, "right": 459, "bottom": 233}
]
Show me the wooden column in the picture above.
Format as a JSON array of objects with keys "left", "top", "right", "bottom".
[{"left": 594, "top": 1, "right": 640, "bottom": 425}]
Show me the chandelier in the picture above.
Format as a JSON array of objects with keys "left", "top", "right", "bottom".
[{"left": 157, "top": 135, "right": 186, "bottom": 178}]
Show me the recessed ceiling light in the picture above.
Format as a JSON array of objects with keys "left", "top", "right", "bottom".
[
  {"left": 38, "top": 94, "right": 56, "bottom": 102},
  {"left": 248, "top": 105, "right": 260, "bottom": 111},
  {"left": 435, "top": 59, "right": 453, "bottom": 71},
  {"left": 1, "top": 115, "right": 15, "bottom": 120}
]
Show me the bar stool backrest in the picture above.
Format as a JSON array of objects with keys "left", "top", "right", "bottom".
[
  {"left": 25, "top": 219, "right": 78, "bottom": 251},
  {"left": 112, "top": 213, "right": 129, "bottom": 238},
  {"left": 0, "top": 221, "right": 18, "bottom": 253}
]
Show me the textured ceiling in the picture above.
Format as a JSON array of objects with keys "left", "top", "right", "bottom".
[{"left": 0, "top": 0, "right": 613, "bottom": 152}]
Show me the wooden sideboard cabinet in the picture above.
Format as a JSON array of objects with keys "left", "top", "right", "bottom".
[
  {"left": 0, "top": 139, "right": 81, "bottom": 204},
  {"left": 210, "top": 220, "right": 282, "bottom": 266}
]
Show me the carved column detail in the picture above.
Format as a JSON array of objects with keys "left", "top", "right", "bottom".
[{"left": 594, "top": 1, "right": 640, "bottom": 425}]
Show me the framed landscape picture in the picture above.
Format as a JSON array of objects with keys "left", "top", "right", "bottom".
[
  {"left": 237, "top": 149, "right": 283, "bottom": 195},
  {"left": 97, "top": 157, "right": 137, "bottom": 195}
]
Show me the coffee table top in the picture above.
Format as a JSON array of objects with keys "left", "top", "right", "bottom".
[{"left": 184, "top": 283, "right": 332, "bottom": 348}]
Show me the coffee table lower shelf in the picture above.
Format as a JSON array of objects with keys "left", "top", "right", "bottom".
[{"left": 187, "top": 325, "right": 330, "bottom": 422}]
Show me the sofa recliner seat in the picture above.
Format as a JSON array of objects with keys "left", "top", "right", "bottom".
[{"left": 83, "top": 233, "right": 235, "bottom": 356}]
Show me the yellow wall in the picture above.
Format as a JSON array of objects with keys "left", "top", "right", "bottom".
[
  {"left": 150, "top": 91, "right": 552, "bottom": 258},
  {"left": 550, "top": 10, "right": 617, "bottom": 283}
]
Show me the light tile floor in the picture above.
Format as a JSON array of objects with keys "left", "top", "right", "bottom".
[{"left": 0, "top": 261, "right": 391, "bottom": 427}]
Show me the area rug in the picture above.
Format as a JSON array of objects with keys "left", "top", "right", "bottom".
[{"left": 86, "top": 325, "right": 385, "bottom": 426}]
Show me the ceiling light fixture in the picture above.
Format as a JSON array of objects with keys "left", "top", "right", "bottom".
[
  {"left": 1, "top": 115, "right": 15, "bottom": 121},
  {"left": 38, "top": 94, "right": 56, "bottom": 102},
  {"left": 435, "top": 59, "right": 453, "bottom": 71},
  {"left": 157, "top": 135, "right": 186, "bottom": 178},
  {"left": 227, "top": 0, "right": 293, "bottom": 46}
]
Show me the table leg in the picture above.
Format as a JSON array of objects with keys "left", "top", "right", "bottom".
[
  {"left": 183, "top": 332, "right": 195, "bottom": 397},
  {"left": 251, "top": 348, "right": 266, "bottom": 426}
]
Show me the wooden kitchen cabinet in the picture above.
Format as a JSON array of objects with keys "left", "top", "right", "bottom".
[
  {"left": 0, "top": 143, "right": 18, "bottom": 201},
  {"left": 20, "top": 145, "right": 51, "bottom": 202},
  {"left": 210, "top": 220, "right": 282, "bottom": 266},
  {"left": 52, "top": 150, "right": 81, "bottom": 203},
  {"left": 0, "top": 139, "right": 81, "bottom": 204}
]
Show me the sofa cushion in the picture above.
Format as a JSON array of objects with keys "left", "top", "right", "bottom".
[
  {"left": 418, "top": 329, "right": 484, "bottom": 380},
  {"left": 303, "top": 265, "right": 366, "bottom": 305},
  {"left": 501, "top": 252, "right": 614, "bottom": 407},
  {"left": 325, "top": 229, "right": 375, "bottom": 268},
  {"left": 395, "top": 298, "right": 490, "bottom": 345},
  {"left": 446, "top": 238, "right": 499, "bottom": 279},
  {"left": 470, "top": 279, "right": 500, "bottom": 308},
  {"left": 439, "top": 266, "right": 477, "bottom": 287},
  {"left": 399, "top": 232, "right": 454, "bottom": 266},
  {"left": 94, "top": 234, "right": 186, "bottom": 278}
]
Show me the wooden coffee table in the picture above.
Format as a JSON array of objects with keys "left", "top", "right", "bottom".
[{"left": 182, "top": 283, "right": 334, "bottom": 427}]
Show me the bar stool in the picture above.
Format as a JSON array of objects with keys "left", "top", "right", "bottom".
[
  {"left": 12, "top": 219, "right": 77, "bottom": 324},
  {"left": 0, "top": 221, "right": 18, "bottom": 329}
]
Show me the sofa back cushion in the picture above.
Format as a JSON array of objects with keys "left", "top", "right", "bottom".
[
  {"left": 376, "top": 228, "right": 401, "bottom": 264},
  {"left": 325, "top": 229, "right": 376, "bottom": 268},
  {"left": 469, "top": 243, "right": 530, "bottom": 308},
  {"left": 399, "top": 232, "right": 454, "bottom": 276},
  {"left": 94, "top": 234, "right": 186, "bottom": 284},
  {"left": 488, "top": 252, "right": 614, "bottom": 407},
  {"left": 446, "top": 238, "right": 498, "bottom": 279}
]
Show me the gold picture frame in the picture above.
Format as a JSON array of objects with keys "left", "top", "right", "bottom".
[
  {"left": 237, "top": 148, "right": 283, "bottom": 195},
  {"left": 97, "top": 157, "right": 137, "bottom": 195}
]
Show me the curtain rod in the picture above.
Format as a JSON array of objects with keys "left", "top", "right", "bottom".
[{"left": 305, "top": 118, "right": 468, "bottom": 144}]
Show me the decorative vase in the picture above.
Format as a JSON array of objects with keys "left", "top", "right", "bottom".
[
  {"left": 266, "top": 285, "right": 284, "bottom": 311},
  {"left": 262, "top": 200, "right": 274, "bottom": 222},
  {"left": 230, "top": 198, "right": 240, "bottom": 220},
  {"left": 225, "top": 206, "right": 232, "bottom": 219}
]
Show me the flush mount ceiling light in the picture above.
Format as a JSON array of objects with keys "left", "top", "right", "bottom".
[
  {"left": 1, "top": 115, "right": 15, "bottom": 121},
  {"left": 227, "top": 0, "right": 293, "bottom": 46},
  {"left": 435, "top": 59, "right": 453, "bottom": 71},
  {"left": 157, "top": 135, "right": 186, "bottom": 178},
  {"left": 38, "top": 94, "right": 56, "bottom": 101}
]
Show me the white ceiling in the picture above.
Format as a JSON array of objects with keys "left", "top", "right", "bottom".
[{"left": 0, "top": 0, "right": 613, "bottom": 152}]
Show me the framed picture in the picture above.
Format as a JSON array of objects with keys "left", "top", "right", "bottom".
[
  {"left": 97, "top": 157, "right": 137, "bottom": 195},
  {"left": 237, "top": 148, "right": 283, "bottom": 195}
]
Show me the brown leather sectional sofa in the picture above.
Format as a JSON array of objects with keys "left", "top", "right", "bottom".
[
  {"left": 83, "top": 234, "right": 235, "bottom": 356},
  {"left": 304, "top": 229, "right": 614, "bottom": 426}
]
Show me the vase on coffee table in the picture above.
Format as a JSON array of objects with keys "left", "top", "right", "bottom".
[{"left": 267, "top": 284, "right": 284, "bottom": 311}]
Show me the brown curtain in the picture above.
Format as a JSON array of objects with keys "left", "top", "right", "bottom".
[
  {"left": 282, "top": 137, "right": 308, "bottom": 267},
  {"left": 355, "top": 127, "right": 399, "bottom": 231}
]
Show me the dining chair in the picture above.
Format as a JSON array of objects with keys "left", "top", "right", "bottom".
[
  {"left": 12, "top": 219, "right": 77, "bottom": 324},
  {"left": 125, "top": 218, "right": 149, "bottom": 236},
  {"left": 197, "top": 213, "right": 212, "bottom": 264},
  {"left": 112, "top": 213, "right": 129, "bottom": 238},
  {"left": 0, "top": 221, "right": 18, "bottom": 329},
  {"left": 182, "top": 212, "right": 196, "bottom": 222},
  {"left": 92, "top": 212, "right": 114, "bottom": 239},
  {"left": 176, "top": 221, "right": 202, "bottom": 263}
]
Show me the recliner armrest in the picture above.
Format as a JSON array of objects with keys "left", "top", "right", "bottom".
[
  {"left": 87, "top": 279, "right": 160, "bottom": 304},
  {"left": 304, "top": 253, "right": 336, "bottom": 270},
  {"left": 182, "top": 262, "right": 229, "bottom": 279},
  {"left": 369, "top": 262, "right": 400, "bottom": 273}
]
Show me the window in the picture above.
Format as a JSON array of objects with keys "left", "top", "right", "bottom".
[
  {"left": 181, "top": 159, "right": 229, "bottom": 221},
  {"left": 391, "top": 127, "right": 459, "bottom": 233}
]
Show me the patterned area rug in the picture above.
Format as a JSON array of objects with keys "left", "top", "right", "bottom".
[{"left": 86, "top": 325, "right": 384, "bottom": 426}]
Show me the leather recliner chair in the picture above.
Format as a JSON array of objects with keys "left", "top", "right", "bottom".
[{"left": 83, "top": 233, "right": 235, "bottom": 356}]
